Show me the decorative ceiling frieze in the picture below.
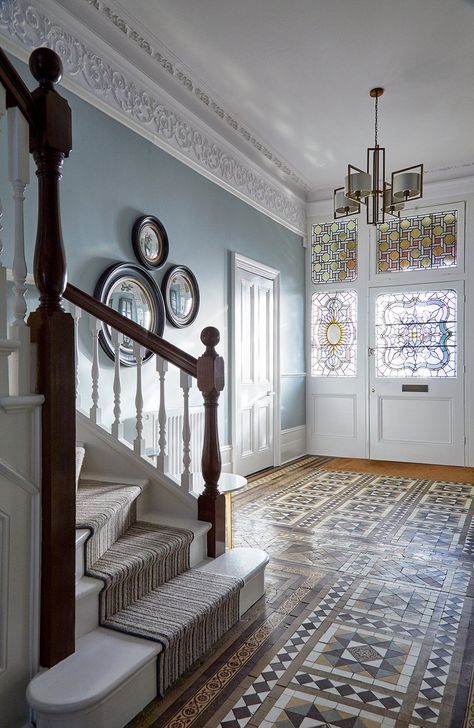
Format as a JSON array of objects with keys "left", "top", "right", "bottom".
[
  {"left": 0, "top": 0, "right": 306, "bottom": 235},
  {"left": 84, "top": 0, "right": 313, "bottom": 195}
]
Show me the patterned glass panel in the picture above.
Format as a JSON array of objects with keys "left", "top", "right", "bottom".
[
  {"left": 312, "top": 220, "right": 357, "bottom": 283},
  {"left": 375, "top": 289, "right": 457, "bottom": 378},
  {"left": 311, "top": 290, "right": 357, "bottom": 376},
  {"left": 377, "top": 210, "right": 457, "bottom": 273}
]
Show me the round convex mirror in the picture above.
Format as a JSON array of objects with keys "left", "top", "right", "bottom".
[
  {"left": 94, "top": 263, "right": 165, "bottom": 365},
  {"left": 162, "top": 265, "right": 200, "bottom": 328}
]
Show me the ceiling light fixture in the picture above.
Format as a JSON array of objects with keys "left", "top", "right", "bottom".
[{"left": 334, "top": 87, "right": 423, "bottom": 225}]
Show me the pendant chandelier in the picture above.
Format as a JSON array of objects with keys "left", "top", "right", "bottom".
[{"left": 334, "top": 87, "right": 423, "bottom": 225}]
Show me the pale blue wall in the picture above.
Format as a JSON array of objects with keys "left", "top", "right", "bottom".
[{"left": 1, "top": 56, "right": 305, "bottom": 443}]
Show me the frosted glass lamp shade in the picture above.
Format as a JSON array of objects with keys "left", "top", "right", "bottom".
[
  {"left": 335, "top": 189, "right": 359, "bottom": 215},
  {"left": 392, "top": 171, "right": 422, "bottom": 200},
  {"left": 346, "top": 171, "right": 371, "bottom": 200}
]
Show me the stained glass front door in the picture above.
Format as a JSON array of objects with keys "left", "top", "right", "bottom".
[{"left": 368, "top": 283, "right": 465, "bottom": 465}]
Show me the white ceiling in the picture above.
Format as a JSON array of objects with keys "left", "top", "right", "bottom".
[{"left": 82, "top": 0, "right": 474, "bottom": 200}]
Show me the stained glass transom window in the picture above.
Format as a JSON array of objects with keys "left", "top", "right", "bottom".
[
  {"left": 312, "top": 220, "right": 357, "bottom": 283},
  {"left": 377, "top": 210, "right": 457, "bottom": 273},
  {"left": 375, "top": 289, "right": 457, "bottom": 378},
  {"left": 311, "top": 290, "right": 357, "bottom": 376}
]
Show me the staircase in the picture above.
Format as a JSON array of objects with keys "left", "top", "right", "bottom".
[
  {"left": 0, "top": 45, "right": 269, "bottom": 728},
  {"left": 27, "top": 455, "right": 267, "bottom": 727}
]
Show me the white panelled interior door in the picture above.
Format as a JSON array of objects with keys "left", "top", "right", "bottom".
[
  {"left": 233, "top": 254, "right": 279, "bottom": 476},
  {"left": 368, "top": 282, "right": 465, "bottom": 465}
]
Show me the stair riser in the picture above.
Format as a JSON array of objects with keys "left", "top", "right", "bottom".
[
  {"left": 76, "top": 590, "right": 100, "bottom": 640},
  {"left": 239, "top": 570, "right": 265, "bottom": 617},
  {"left": 32, "top": 659, "right": 157, "bottom": 728},
  {"left": 189, "top": 530, "right": 207, "bottom": 567}
]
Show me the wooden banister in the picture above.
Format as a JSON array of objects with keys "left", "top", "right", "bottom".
[
  {"left": 0, "top": 48, "right": 37, "bottom": 131},
  {"left": 64, "top": 283, "right": 198, "bottom": 377}
]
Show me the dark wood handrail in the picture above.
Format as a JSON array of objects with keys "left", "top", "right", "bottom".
[
  {"left": 64, "top": 283, "right": 198, "bottom": 377},
  {"left": 0, "top": 48, "right": 37, "bottom": 131}
]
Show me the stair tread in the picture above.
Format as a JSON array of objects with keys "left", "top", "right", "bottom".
[
  {"left": 88, "top": 521, "right": 194, "bottom": 603},
  {"left": 104, "top": 569, "right": 243, "bottom": 695},
  {"left": 77, "top": 481, "right": 143, "bottom": 567},
  {"left": 76, "top": 576, "right": 102, "bottom": 600},
  {"left": 27, "top": 627, "right": 161, "bottom": 711},
  {"left": 139, "top": 510, "right": 211, "bottom": 535},
  {"left": 196, "top": 547, "right": 269, "bottom": 583}
]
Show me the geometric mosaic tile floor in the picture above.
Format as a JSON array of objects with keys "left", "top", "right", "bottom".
[{"left": 127, "top": 457, "right": 474, "bottom": 728}]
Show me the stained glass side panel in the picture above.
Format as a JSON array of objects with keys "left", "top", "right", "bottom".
[
  {"left": 377, "top": 210, "right": 457, "bottom": 273},
  {"left": 311, "top": 220, "right": 357, "bottom": 283},
  {"left": 375, "top": 290, "right": 457, "bottom": 378},
  {"left": 311, "top": 290, "right": 357, "bottom": 376}
]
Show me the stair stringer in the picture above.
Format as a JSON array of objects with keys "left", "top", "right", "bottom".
[{"left": 77, "top": 411, "right": 198, "bottom": 519}]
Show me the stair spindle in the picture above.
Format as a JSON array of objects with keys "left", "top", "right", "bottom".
[
  {"left": 111, "top": 328, "right": 123, "bottom": 439},
  {"left": 180, "top": 369, "right": 193, "bottom": 492},
  {"left": 0, "top": 84, "right": 10, "bottom": 396},
  {"left": 70, "top": 304, "right": 82, "bottom": 409},
  {"left": 8, "top": 107, "right": 29, "bottom": 328},
  {"left": 8, "top": 107, "right": 31, "bottom": 394},
  {"left": 90, "top": 316, "right": 101, "bottom": 424},
  {"left": 133, "top": 342, "right": 145, "bottom": 456},
  {"left": 156, "top": 355, "right": 168, "bottom": 474}
]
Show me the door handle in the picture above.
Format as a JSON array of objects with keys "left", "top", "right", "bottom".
[{"left": 267, "top": 391, "right": 276, "bottom": 396}]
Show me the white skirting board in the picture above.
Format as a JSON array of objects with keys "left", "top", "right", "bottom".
[{"left": 280, "top": 426, "right": 307, "bottom": 464}]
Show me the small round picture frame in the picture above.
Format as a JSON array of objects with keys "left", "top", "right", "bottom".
[
  {"left": 132, "top": 215, "right": 169, "bottom": 270},
  {"left": 162, "top": 265, "right": 200, "bottom": 328},
  {"left": 94, "top": 262, "right": 165, "bottom": 366}
]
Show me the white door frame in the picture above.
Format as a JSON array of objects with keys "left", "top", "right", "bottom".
[{"left": 232, "top": 252, "right": 281, "bottom": 472}]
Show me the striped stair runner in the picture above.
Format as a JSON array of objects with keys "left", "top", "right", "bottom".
[{"left": 76, "top": 481, "right": 243, "bottom": 695}]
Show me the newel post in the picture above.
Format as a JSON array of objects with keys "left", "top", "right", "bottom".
[
  {"left": 197, "top": 326, "right": 225, "bottom": 557},
  {"left": 26, "top": 49, "right": 75, "bottom": 667}
]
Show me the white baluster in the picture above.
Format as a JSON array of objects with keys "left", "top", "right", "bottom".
[
  {"left": 0, "top": 85, "right": 11, "bottom": 396},
  {"left": 156, "top": 355, "right": 168, "bottom": 474},
  {"left": 8, "top": 107, "right": 29, "bottom": 329},
  {"left": 133, "top": 342, "right": 145, "bottom": 455},
  {"left": 90, "top": 316, "right": 101, "bottom": 424},
  {"left": 111, "top": 329, "right": 123, "bottom": 439},
  {"left": 180, "top": 370, "right": 193, "bottom": 492},
  {"left": 71, "top": 305, "right": 82, "bottom": 409}
]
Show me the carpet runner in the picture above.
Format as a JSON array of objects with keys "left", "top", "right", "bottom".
[{"left": 76, "top": 480, "right": 243, "bottom": 695}]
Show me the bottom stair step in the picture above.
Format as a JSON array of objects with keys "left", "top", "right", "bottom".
[
  {"left": 27, "top": 628, "right": 162, "bottom": 728},
  {"left": 196, "top": 547, "right": 269, "bottom": 616}
]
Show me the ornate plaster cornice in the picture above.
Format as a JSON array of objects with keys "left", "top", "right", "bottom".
[
  {"left": 0, "top": 0, "right": 306, "bottom": 235},
  {"left": 84, "top": 0, "right": 312, "bottom": 195}
]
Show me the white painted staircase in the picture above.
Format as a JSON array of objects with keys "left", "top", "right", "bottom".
[{"left": 27, "top": 451, "right": 268, "bottom": 728}]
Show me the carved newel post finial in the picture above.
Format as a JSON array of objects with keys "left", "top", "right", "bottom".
[
  {"left": 29, "top": 47, "right": 71, "bottom": 312},
  {"left": 29, "top": 47, "right": 63, "bottom": 88},
  {"left": 197, "top": 327, "right": 226, "bottom": 557}
]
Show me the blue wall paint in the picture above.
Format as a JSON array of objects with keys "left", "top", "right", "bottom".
[{"left": 1, "top": 56, "right": 305, "bottom": 442}]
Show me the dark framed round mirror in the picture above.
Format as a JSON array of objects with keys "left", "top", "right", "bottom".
[
  {"left": 94, "top": 262, "right": 165, "bottom": 366},
  {"left": 162, "top": 265, "right": 200, "bottom": 328},
  {"left": 132, "top": 215, "right": 169, "bottom": 270}
]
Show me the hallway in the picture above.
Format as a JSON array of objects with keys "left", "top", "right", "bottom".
[{"left": 129, "top": 457, "right": 474, "bottom": 727}]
